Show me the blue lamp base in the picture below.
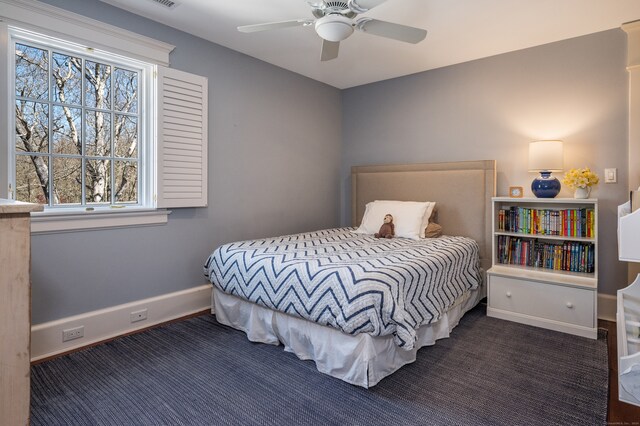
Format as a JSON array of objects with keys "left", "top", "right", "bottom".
[{"left": 531, "top": 171, "right": 561, "bottom": 198}]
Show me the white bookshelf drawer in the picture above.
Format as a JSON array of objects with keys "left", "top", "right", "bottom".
[{"left": 488, "top": 275, "right": 595, "bottom": 328}]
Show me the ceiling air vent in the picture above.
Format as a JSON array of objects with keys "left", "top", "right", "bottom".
[{"left": 146, "top": 0, "right": 180, "bottom": 9}]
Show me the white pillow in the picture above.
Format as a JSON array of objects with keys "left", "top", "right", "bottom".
[
  {"left": 354, "top": 200, "right": 430, "bottom": 240},
  {"left": 419, "top": 202, "right": 437, "bottom": 239}
]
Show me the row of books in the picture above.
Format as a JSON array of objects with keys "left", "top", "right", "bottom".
[
  {"left": 496, "top": 235, "right": 595, "bottom": 273},
  {"left": 497, "top": 207, "right": 595, "bottom": 238}
]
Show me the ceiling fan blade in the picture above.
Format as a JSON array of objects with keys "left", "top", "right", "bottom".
[
  {"left": 348, "top": 0, "right": 387, "bottom": 13},
  {"left": 355, "top": 18, "right": 427, "bottom": 44},
  {"left": 306, "top": 0, "right": 326, "bottom": 7},
  {"left": 238, "top": 19, "right": 312, "bottom": 34},
  {"left": 320, "top": 40, "right": 340, "bottom": 61}
]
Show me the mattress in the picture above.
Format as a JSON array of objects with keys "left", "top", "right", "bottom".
[{"left": 204, "top": 227, "right": 481, "bottom": 350}]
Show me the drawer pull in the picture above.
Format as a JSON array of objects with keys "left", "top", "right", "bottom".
[
  {"left": 506, "top": 291, "right": 512, "bottom": 298},
  {"left": 566, "top": 302, "right": 574, "bottom": 309}
]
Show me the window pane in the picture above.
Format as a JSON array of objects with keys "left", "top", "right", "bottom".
[
  {"left": 53, "top": 157, "right": 82, "bottom": 205},
  {"left": 13, "top": 36, "right": 146, "bottom": 211},
  {"left": 114, "top": 68, "right": 138, "bottom": 113},
  {"left": 53, "top": 105, "right": 81, "bottom": 155},
  {"left": 85, "top": 60, "right": 111, "bottom": 109},
  {"left": 16, "top": 154, "right": 49, "bottom": 204},
  {"left": 114, "top": 115, "right": 137, "bottom": 158},
  {"left": 52, "top": 52, "right": 82, "bottom": 105},
  {"left": 85, "top": 159, "right": 111, "bottom": 204},
  {"left": 15, "top": 100, "right": 49, "bottom": 153},
  {"left": 15, "top": 43, "right": 48, "bottom": 100},
  {"left": 114, "top": 161, "right": 138, "bottom": 203},
  {"left": 85, "top": 110, "right": 112, "bottom": 157}
]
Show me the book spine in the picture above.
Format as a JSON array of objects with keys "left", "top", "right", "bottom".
[{"left": 495, "top": 203, "right": 596, "bottom": 275}]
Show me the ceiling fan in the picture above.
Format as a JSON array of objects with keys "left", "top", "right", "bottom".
[{"left": 237, "top": 0, "right": 427, "bottom": 61}]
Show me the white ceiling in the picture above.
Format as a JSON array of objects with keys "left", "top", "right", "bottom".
[{"left": 99, "top": 0, "right": 640, "bottom": 89}]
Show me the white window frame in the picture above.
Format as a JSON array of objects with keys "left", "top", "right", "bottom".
[
  {"left": 0, "top": 0, "right": 176, "bottom": 233},
  {"left": 11, "top": 28, "right": 154, "bottom": 210}
]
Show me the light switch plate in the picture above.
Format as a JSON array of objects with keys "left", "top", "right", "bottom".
[{"left": 605, "top": 168, "right": 617, "bottom": 183}]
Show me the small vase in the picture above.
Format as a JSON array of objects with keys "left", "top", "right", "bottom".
[
  {"left": 531, "top": 171, "right": 561, "bottom": 198},
  {"left": 574, "top": 186, "right": 591, "bottom": 199}
]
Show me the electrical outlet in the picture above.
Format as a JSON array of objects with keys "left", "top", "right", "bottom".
[
  {"left": 62, "top": 326, "right": 84, "bottom": 342},
  {"left": 130, "top": 308, "right": 148, "bottom": 323}
]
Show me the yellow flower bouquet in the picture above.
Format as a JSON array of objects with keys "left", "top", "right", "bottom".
[{"left": 562, "top": 167, "right": 600, "bottom": 189}]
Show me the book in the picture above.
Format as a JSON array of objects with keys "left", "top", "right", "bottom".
[{"left": 496, "top": 235, "right": 595, "bottom": 274}]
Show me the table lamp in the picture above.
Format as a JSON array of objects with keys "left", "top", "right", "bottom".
[{"left": 529, "top": 140, "right": 563, "bottom": 198}]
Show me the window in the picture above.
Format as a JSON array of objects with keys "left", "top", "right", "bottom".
[
  {"left": 11, "top": 30, "right": 153, "bottom": 210},
  {"left": 0, "top": 1, "right": 207, "bottom": 233}
]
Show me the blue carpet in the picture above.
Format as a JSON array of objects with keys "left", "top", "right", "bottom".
[{"left": 31, "top": 305, "right": 608, "bottom": 425}]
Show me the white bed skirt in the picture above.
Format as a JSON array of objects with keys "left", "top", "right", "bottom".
[{"left": 212, "top": 287, "right": 481, "bottom": 388}]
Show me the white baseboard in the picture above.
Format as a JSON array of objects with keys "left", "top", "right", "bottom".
[
  {"left": 29, "top": 286, "right": 617, "bottom": 361},
  {"left": 597, "top": 292, "right": 616, "bottom": 322},
  {"left": 31, "top": 284, "right": 213, "bottom": 361}
]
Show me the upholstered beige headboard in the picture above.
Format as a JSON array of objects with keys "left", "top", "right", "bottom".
[{"left": 351, "top": 160, "right": 496, "bottom": 269}]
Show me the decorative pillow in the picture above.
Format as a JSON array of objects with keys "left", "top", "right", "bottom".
[
  {"left": 354, "top": 200, "right": 429, "bottom": 240},
  {"left": 419, "top": 202, "right": 437, "bottom": 238},
  {"left": 424, "top": 222, "right": 443, "bottom": 238}
]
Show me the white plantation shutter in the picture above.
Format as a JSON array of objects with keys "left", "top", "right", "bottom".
[{"left": 157, "top": 66, "right": 208, "bottom": 208}]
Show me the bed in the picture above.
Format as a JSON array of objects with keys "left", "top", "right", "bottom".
[{"left": 204, "top": 160, "right": 496, "bottom": 387}]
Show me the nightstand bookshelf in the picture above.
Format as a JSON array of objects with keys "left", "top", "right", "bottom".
[{"left": 487, "top": 197, "right": 598, "bottom": 339}]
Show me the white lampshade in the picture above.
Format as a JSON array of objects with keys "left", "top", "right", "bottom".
[{"left": 528, "top": 140, "right": 564, "bottom": 172}]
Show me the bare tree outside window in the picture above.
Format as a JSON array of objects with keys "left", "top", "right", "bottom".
[{"left": 14, "top": 42, "right": 140, "bottom": 207}]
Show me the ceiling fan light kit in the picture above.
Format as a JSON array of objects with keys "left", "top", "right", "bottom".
[
  {"left": 315, "top": 15, "right": 354, "bottom": 42},
  {"left": 237, "top": 0, "right": 426, "bottom": 61}
]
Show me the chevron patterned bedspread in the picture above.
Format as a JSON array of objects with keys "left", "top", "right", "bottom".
[{"left": 204, "top": 228, "right": 481, "bottom": 350}]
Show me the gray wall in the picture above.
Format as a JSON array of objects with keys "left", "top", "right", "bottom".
[
  {"left": 32, "top": 0, "right": 342, "bottom": 323},
  {"left": 341, "top": 29, "right": 629, "bottom": 295},
  {"left": 31, "top": 1, "right": 630, "bottom": 324}
]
